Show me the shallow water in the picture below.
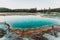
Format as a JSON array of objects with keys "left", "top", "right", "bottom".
[{"left": 0, "top": 15, "right": 59, "bottom": 28}]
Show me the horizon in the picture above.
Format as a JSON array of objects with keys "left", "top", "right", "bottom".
[{"left": 0, "top": 0, "right": 60, "bottom": 9}]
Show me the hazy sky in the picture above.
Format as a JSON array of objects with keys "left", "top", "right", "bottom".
[{"left": 0, "top": 0, "right": 60, "bottom": 9}]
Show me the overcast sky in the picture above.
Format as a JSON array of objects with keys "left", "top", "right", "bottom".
[{"left": 0, "top": 0, "right": 60, "bottom": 9}]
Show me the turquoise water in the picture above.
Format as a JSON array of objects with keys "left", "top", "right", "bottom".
[
  {"left": 0, "top": 15, "right": 60, "bottom": 40},
  {"left": 0, "top": 15, "right": 59, "bottom": 28}
]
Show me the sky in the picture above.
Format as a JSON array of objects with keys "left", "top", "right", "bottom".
[{"left": 0, "top": 0, "right": 60, "bottom": 9}]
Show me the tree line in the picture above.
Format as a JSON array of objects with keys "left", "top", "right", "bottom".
[
  {"left": 0, "top": 8, "right": 37, "bottom": 13},
  {"left": 0, "top": 7, "right": 60, "bottom": 13}
]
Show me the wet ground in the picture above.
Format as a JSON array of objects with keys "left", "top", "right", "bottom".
[{"left": 0, "top": 29, "right": 60, "bottom": 40}]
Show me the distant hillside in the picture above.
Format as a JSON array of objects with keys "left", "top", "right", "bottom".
[
  {"left": 0, "top": 8, "right": 11, "bottom": 12},
  {"left": 38, "top": 8, "right": 60, "bottom": 13},
  {"left": 0, "top": 7, "right": 60, "bottom": 13},
  {"left": 51, "top": 8, "right": 60, "bottom": 12},
  {"left": 0, "top": 7, "right": 37, "bottom": 13}
]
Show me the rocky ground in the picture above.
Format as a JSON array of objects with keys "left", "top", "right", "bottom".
[{"left": 0, "top": 24, "right": 60, "bottom": 40}]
